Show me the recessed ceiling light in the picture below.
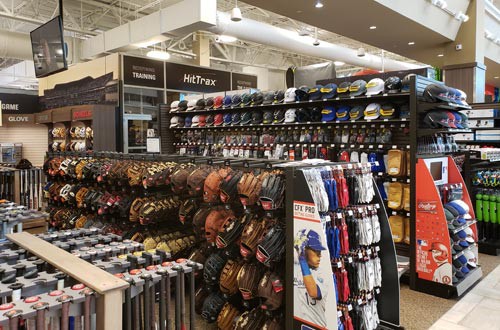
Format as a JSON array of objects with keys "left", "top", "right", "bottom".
[
  {"left": 315, "top": 0, "right": 323, "bottom": 8},
  {"left": 495, "top": 76, "right": 499, "bottom": 79},
  {"left": 147, "top": 50, "right": 170, "bottom": 60},
  {"left": 334, "top": 61, "right": 345, "bottom": 66},
  {"left": 217, "top": 35, "right": 237, "bottom": 43},
  {"left": 437, "top": 54, "right": 444, "bottom": 57},
  {"left": 408, "top": 41, "right": 415, "bottom": 45},
  {"left": 369, "top": 26, "right": 377, "bottom": 30},
  {"left": 296, "top": 10, "right": 302, "bottom": 13}
]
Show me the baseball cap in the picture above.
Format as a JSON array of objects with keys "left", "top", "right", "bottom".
[
  {"left": 306, "top": 230, "right": 326, "bottom": 251},
  {"left": 223, "top": 113, "right": 232, "bottom": 126},
  {"left": 263, "top": 92, "right": 275, "bottom": 105},
  {"left": 252, "top": 111, "right": 263, "bottom": 124},
  {"left": 336, "top": 106, "right": 350, "bottom": 121},
  {"left": 399, "top": 104, "right": 410, "bottom": 119},
  {"left": 366, "top": 78, "right": 385, "bottom": 96},
  {"left": 177, "top": 100, "right": 188, "bottom": 112},
  {"left": 263, "top": 111, "right": 273, "bottom": 124},
  {"left": 223, "top": 95, "right": 232, "bottom": 108},
  {"left": 195, "top": 99, "right": 206, "bottom": 110},
  {"left": 184, "top": 116, "right": 192, "bottom": 127},
  {"left": 285, "top": 109, "right": 297, "bottom": 123},
  {"left": 320, "top": 83, "right": 337, "bottom": 99},
  {"left": 170, "top": 116, "right": 180, "bottom": 128},
  {"left": 241, "top": 93, "right": 252, "bottom": 106},
  {"left": 446, "top": 111, "right": 457, "bottom": 128},
  {"left": 463, "top": 249, "right": 477, "bottom": 267},
  {"left": 205, "top": 97, "right": 214, "bottom": 110},
  {"left": 380, "top": 104, "right": 397, "bottom": 119},
  {"left": 206, "top": 114, "right": 214, "bottom": 126},
  {"left": 232, "top": 94, "right": 242, "bottom": 107},
  {"left": 337, "top": 81, "right": 351, "bottom": 97},
  {"left": 170, "top": 101, "right": 180, "bottom": 113},
  {"left": 213, "top": 96, "right": 224, "bottom": 109},
  {"left": 444, "top": 208, "right": 456, "bottom": 230},
  {"left": 214, "top": 114, "right": 224, "bottom": 126},
  {"left": 295, "top": 86, "right": 310, "bottom": 101},
  {"left": 231, "top": 113, "right": 241, "bottom": 125},
  {"left": 447, "top": 200, "right": 469, "bottom": 215},
  {"left": 349, "top": 106, "right": 363, "bottom": 120},
  {"left": 186, "top": 99, "right": 197, "bottom": 111},
  {"left": 192, "top": 115, "right": 200, "bottom": 127},
  {"left": 241, "top": 112, "right": 252, "bottom": 125},
  {"left": 364, "top": 103, "right": 381, "bottom": 120},
  {"left": 284, "top": 88, "right": 297, "bottom": 103},
  {"left": 349, "top": 79, "right": 367, "bottom": 97},
  {"left": 321, "top": 106, "right": 336, "bottom": 122},
  {"left": 463, "top": 227, "right": 475, "bottom": 243},
  {"left": 198, "top": 115, "right": 206, "bottom": 127},
  {"left": 308, "top": 85, "right": 323, "bottom": 101}
]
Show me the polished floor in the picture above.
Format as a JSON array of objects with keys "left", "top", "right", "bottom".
[{"left": 400, "top": 253, "right": 500, "bottom": 330}]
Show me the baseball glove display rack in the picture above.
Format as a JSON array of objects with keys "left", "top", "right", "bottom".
[
  {"left": 1, "top": 229, "right": 202, "bottom": 330},
  {"left": 287, "top": 163, "right": 400, "bottom": 330},
  {"left": 408, "top": 76, "right": 481, "bottom": 298}
]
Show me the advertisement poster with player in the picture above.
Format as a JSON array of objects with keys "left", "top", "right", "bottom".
[{"left": 293, "top": 201, "right": 337, "bottom": 330}]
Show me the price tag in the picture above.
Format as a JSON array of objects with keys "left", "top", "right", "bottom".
[
  {"left": 383, "top": 119, "right": 389, "bottom": 122},
  {"left": 375, "top": 204, "right": 380, "bottom": 209},
  {"left": 407, "top": 213, "right": 411, "bottom": 217},
  {"left": 401, "top": 124, "right": 406, "bottom": 128},
  {"left": 392, "top": 178, "right": 397, "bottom": 182},
  {"left": 375, "top": 161, "right": 379, "bottom": 166},
  {"left": 383, "top": 93, "right": 388, "bottom": 96},
  {"left": 376, "top": 288, "right": 381, "bottom": 294},
  {"left": 307, "top": 121, "right": 311, "bottom": 124},
  {"left": 340, "top": 144, "right": 345, "bottom": 148},
  {"left": 367, "top": 293, "right": 373, "bottom": 300},
  {"left": 361, "top": 125, "right": 366, "bottom": 128},
  {"left": 407, "top": 145, "right": 411, "bottom": 149},
  {"left": 392, "top": 211, "right": 397, "bottom": 215},
  {"left": 367, "top": 95, "right": 371, "bottom": 98},
  {"left": 338, "top": 311, "right": 342, "bottom": 318},
  {"left": 402, "top": 118, "right": 407, "bottom": 121},
  {"left": 350, "top": 96, "right": 355, "bottom": 99},
  {"left": 348, "top": 304, "right": 353, "bottom": 311},
  {"left": 360, "top": 145, "right": 364, "bottom": 148},
  {"left": 380, "top": 125, "right": 385, "bottom": 128},
  {"left": 337, "top": 212, "right": 343, "bottom": 219},
  {"left": 348, "top": 210, "right": 354, "bottom": 216},
  {"left": 347, "top": 164, "right": 353, "bottom": 169},
  {"left": 348, "top": 257, "right": 353, "bottom": 263},
  {"left": 378, "top": 172, "right": 383, "bottom": 176},
  {"left": 375, "top": 246, "right": 380, "bottom": 251},
  {"left": 407, "top": 179, "right": 410, "bottom": 183},
  {"left": 309, "top": 100, "right": 313, "bottom": 102},
  {"left": 336, "top": 97, "right": 340, "bottom": 100},
  {"left": 392, "top": 145, "right": 398, "bottom": 149},
  {"left": 367, "top": 249, "right": 372, "bottom": 255},
  {"left": 358, "top": 252, "right": 363, "bottom": 259},
  {"left": 358, "top": 207, "right": 364, "bottom": 213},
  {"left": 337, "top": 261, "right": 342, "bottom": 268},
  {"left": 369, "top": 145, "right": 374, "bottom": 149},
  {"left": 357, "top": 298, "right": 363, "bottom": 305},
  {"left": 295, "top": 101, "right": 300, "bottom": 103}
]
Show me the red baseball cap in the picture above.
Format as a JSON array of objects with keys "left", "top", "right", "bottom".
[
  {"left": 214, "top": 114, "right": 224, "bottom": 126},
  {"left": 198, "top": 115, "right": 206, "bottom": 127},
  {"left": 446, "top": 111, "right": 457, "bottom": 128},
  {"left": 214, "top": 96, "right": 224, "bottom": 109}
]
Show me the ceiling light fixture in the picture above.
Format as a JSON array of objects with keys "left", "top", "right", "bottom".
[
  {"left": 315, "top": 0, "right": 324, "bottom": 8},
  {"left": 217, "top": 35, "right": 237, "bottom": 43},
  {"left": 147, "top": 50, "right": 170, "bottom": 60},
  {"left": 231, "top": 0, "right": 242, "bottom": 21},
  {"left": 357, "top": 47, "right": 366, "bottom": 57},
  {"left": 334, "top": 61, "right": 345, "bottom": 66},
  {"left": 408, "top": 41, "right": 415, "bottom": 45},
  {"left": 313, "top": 27, "right": 320, "bottom": 46},
  {"left": 437, "top": 54, "right": 444, "bottom": 57},
  {"left": 369, "top": 26, "right": 377, "bottom": 30},
  {"left": 494, "top": 76, "right": 499, "bottom": 79},
  {"left": 455, "top": 11, "right": 469, "bottom": 22}
]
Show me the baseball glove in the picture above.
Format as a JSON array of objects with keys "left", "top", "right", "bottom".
[
  {"left": 205, "top": 209, "right": 234, "bottom": 244},
  {"left": 217, "top": 302, "right": 241, "bottom": 330},
  {"left": 216, "top": 212, "right": 250, "bottom": 249},
  {"left": 237, "top": 263, "right": 263, "bottom": 300},
  {"left": 256, "top": 224, "right": 286, "bottom": 266},
  {"left": 219, "top": 260, "right": 243, "bottom": 295},
  {"left": 240, "top": 216, "right": 273, "bottom": 258},
  {"left": 258, "top": 271, "right": 284, "bottom": 310},
  {"left": 179, "top": 198, "right": 199, "bottom": 225},
  {"left": 201, "top": 292, "right": 227, "bottom": 323},
  {"left": 203, "top": 253, "right": 227, "bottom": 285},
  {"left": 193, "top": 207, "right": 212, "bottom": 239},
  {"left": 203, "top": 168, "right": 231, "bottom": 203},
  {"left": 259, "top": 171, "right": 285, "bottom": 210},
  {"left": 187, "top": 166, "right": 213, "bottom": 197},
  {"left": 220, "top": 170, "right": 243, "bottom": 203},
  {"left": 234, "top": 308, "right": 266, "bottom": 330},
  {"left": 171, "top": 167, "right": 191, "bottom": 195},
  {"left": 262, "top": 317, "right": 284, "bottom": 330}
]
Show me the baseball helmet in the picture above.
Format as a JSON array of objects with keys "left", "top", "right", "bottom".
[
  {"left": 214, "top": 96, "right": 224, "bottom": 109},
  {"left": 195, "top": 99, "right": 206, "bottom": 110},
  {"left": 384, "top": 76, "right": 402, "bottom": 93},
  {"left": 223, "top": 95, "right": 233, "bottom": 108},
  {"left": 251, "top": 92, "right": 264, "bottom": 105},
  {"left": 252, "top": 111, "right": 263, "bottom": 124},
  {"left": 205, "top": 97, "right": 215, "bottom": 110},
  {"left": 262, "top": 92, "right": 275, "bottom": 105},
  {"left": 274, "top": 90, "right": 285, "bottom": 104}
]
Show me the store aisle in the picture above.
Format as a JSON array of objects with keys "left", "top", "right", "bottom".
[
  {"left": 400, "top": 253, "right": 500, "bottom": 330},
  {"left": 430, "top": 260, "right": 500, "bottom": 330}
]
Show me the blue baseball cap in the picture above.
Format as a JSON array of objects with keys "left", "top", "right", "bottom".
[
  {"left": 308, "top": 85, "right": 323, "bottom": 101},
  {"left": 321, "top": 106, "right": 336, "bottom": 122},
  {"left": 453, "top": 112, "right": 463, "bottom": 128},
  {"left": 223, "top": 113, "right": 232, "bottom": 126},
  {"left": 447, "top": 201, "right": 468, "bottom": 215},
  {"left": 306, "top": 230, "right": 326, "bottom": 251},
  {"left": 336, "top": 105, "right": 350, "bottom": 121},
  {"left": 184, "top": 116, "right": 192, "bottom": 127},
  {"left": 223, "top": 95, "right": 233, "bottom": 108},
  {"left": 320, "top": 83, "right": 338, "bottom": 99}
]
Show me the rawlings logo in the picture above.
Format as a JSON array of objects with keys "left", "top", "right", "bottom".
[{"left": 417, "top": 200, "right": 438, "bottom": 214}]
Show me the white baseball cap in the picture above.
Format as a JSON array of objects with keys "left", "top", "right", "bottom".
[
  {"left": 186, "top": 99, "right": 197, "bottom": 111},
  {"left": 284, "top": 109, "right": 297, "bottom": 123},
  {"left": 191, "top": 115, "right": 200, "bottom": 127},
  {"left": 364, "top": 103, "right": 381, "bottom": 120},
  {"left": 170, "top": 116, "right": 179, "bottom": 128},
  {"left": 170, "top": 101, "right": 180, "bottom": 113},
  {"left": 285, "top": 88, "right": 297, "bottom": 103},
  {"left": 366, "top": 78, "right": 385, "bottom": 96},
  {"left": 463, "top": 249, "right": 477, "bottom": 268},
  {"left": 463, "top": 227, "right": 475, "bottom": 243}
]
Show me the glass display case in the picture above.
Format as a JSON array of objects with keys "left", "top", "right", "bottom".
[{"left": 123, "top": 87, "right": 163, "bottom": 153}]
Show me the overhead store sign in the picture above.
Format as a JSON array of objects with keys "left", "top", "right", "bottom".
[
  {"left": 165, "top": 62, "right": 230, "bottom": 93},
  {"left": 0, "top": 93, "right": 39, "bottom": 114},
  {"left": 231, "top": 73, "right": 258, "bottom": 90},
  {"left": 2, "top": 114, "right": 35, "bottom": 126},
  {"left": 123, "top": 55, "right": 165, "bottom": 89}
]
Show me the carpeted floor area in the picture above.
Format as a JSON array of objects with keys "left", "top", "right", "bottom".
[{"left": 400, "top": 252, "right": 500, "bottom": 330}]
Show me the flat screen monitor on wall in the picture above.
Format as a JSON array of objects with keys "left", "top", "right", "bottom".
[{"left": 30, "top": 16, "right": 67, "bottom": 78}]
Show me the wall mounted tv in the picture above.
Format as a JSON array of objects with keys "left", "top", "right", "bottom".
[{"left": 30, "top": 16, "right": 67, "bottom": 78}]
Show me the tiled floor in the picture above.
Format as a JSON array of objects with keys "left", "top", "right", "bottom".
[{"left": 430, "top": 262, "right": 500, "bottom": 330}]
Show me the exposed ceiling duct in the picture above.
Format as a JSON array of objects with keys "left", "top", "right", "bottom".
[
  {"left": 0, "top": 30, "right": 33, "bottom": 61},
  {"left": 208, "top": 12, "right": 422, "bottom": 71}
]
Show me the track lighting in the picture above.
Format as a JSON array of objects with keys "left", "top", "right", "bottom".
[
  {"left": 315, "top": 0, "right": 323, "bottom": 8},
  {"left": 231, "top": 0, "right": 242, "bottom": 21}
]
